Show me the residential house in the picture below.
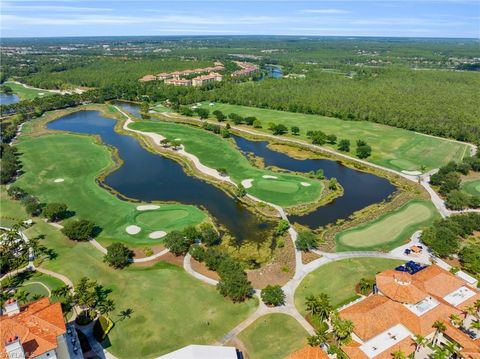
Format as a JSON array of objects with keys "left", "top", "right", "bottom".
[
  {"left": 164, "top": 78, "right": 192, "bottom": 86},
  {"left": 339, "top": 265, "right": 480, "bottom": 359},
  {"left": 192, "top": 72, "right": 223, "bottom": 87},
  {"left": 1, "top": 298, "right": 72, "bottom": 359},
  {"left": 139, "top": 74, "right": 156, "bottom": 82}
]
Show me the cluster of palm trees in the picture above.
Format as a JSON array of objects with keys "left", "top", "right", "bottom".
[{"left": 305, "top": 293, "right": 355, "bottom": 355}]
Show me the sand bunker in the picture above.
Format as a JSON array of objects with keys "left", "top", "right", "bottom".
[
  {"left": 54, "top": 178, "right": 64, "bottom": 183},
  {"left": 174, "top": 138, "right": 181, "bottom": 141},
  {"left": 126, "top": 225, "right": 141, "bottom": 235},
  {"left": 241, "top": 179, "right": 254, "bottom": 188},
  {"left": 149, "top": 231, "right": 167, "bottom": 239},
  {"left": 262, "top": 175, "right": 278, "bottom": 179},
  {"left": 137, "top": 205, "right": 160, "bottom": 211},
  {"left": 300, "top": 182, "right": 311, "bottom": 187}
]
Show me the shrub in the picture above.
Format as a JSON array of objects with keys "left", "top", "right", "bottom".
[
  {"left": 164, "top": 230, "right": 193, "bottom": 256},
  {"left": 7, "top": 186, "right": 27, "bottom": 200},
  {"left": 62, "top": 219, "right": 95, "bottom": 241},
  {"left": 275, "top": 219, "right": 290, "bottom": 235},
  {"left": 338, "top": 139, "right": 350, "bottom": 152},
  {"left": 261, "top": 285, "right": 285, "bottom": 306},
  {"left": 253, "top": 119, "right": 262, "bottom": 128},
  {"left": 93, "top": 315, "right": 114, "bottom": 341},
  {"left": 200, "top": 223, "right": 221, "bottom": 246}
]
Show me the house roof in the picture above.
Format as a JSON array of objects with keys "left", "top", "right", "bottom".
[
  {"left": 376, "top": 270, "right": 427, "bottom": 304},
  {"left": 1, "top": 298, "right": 66, "bottom": 359},
  {"left": 444, "top": 322, "right": 480, "bottom": 357},
  {"left": 158, "top": 345, "right": 238, "bottom": 359},
  {"left": 285, "top": 346, "right": 329, "bottom": 359},
  {"left": 342, "top": 336, "right": 415, "bottom": 359}
]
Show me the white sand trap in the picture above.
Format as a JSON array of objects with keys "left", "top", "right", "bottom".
[
  {"left": 39, "top": 92, "right": 45, "bottom": 95},
  {"left": 54, "top": 178, "right": 64, "bottom": 183},
  {"left": 126, "top": 225, "right": 141, "bottom": 235},
  {"left": 241, "top": 179, "right": 254, "bottom": 188},
  {"left": 137, "top": 205, "right": 160, "bottom": 211},
  {"left": 262, "top": 175, "right": 278, "bottom": 179},
  {"left": 174, "top": 138, "right": 181, "bottom": 141},
  {"left": 300, "top": 182, "right": 311, "bottom": 187},
  {"left": 149, "top": 231, "right": 167, "bottom": 239}
]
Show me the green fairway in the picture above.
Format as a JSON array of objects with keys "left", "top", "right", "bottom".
[
  {"left": 0, "top": 191, "right": 258, "bottom": 359},
  {"left": 128, "top": 121, "right": 323, "bottom": 207},
  {"left": 4, "top": 81, "right": 56, "bottom": 100},
  {"left": 151, "top": 103, "right": 174, "bottom": 113},
  {"left": 14, "top": 133, "right": 206, "bottom": 246},
  {"left": 206, "top": 103, "right": 469, "bottom": 172},
  {"left": 294, "top": 258, "right": 404, "bottom": 312},
  {"left": 20, "top": 273, "right": 65, "bottom": 299},
  {"left": 462, "top": 179, "right": 480, "bottom": 197},
  {"left": 238, "top": 314, "right": 307, "bottom": 359},
  {"left": 335, "top": 200, "right": 438, "bottom": 251}
]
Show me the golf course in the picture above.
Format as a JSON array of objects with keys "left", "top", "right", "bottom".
[
  {"left": 335, "top": 200, "right": 439, "bottom": 252},
  {"left": 3, "top": 81, "right": 56, "bottom": 100},
  {"left": 294, "top": 258, "right": 404, "bottom": 313},
  {"left": 206, "top": 103, "right": 469, "bottom": 172},
  {"left": 462, "top": 179, "right": 480, "bottom": 197},
  {"left": 128, "top": 120, "right": 323, "bottom": 208},
  {"left": 14, "top": 131, "right": 206, "bottom": 246}
]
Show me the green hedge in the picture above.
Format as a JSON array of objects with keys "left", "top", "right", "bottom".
[{"left": 93, "top": 315, "right": 114, "bottom": 341}]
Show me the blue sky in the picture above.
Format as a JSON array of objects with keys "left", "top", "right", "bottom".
[{"left": 1, "top": 0, "right": 478, "bottom": 38}]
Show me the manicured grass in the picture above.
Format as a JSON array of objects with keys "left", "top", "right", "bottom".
[
  {"left": 21, "top": 273, "right": 65, "bottom": 299},
  {"left": 14, "top": 133, "right": 206, "bottom": 246},
  {"left": 238, "top": 314, "right": 307, "bottom": 359},
  {"left": 151, "top": 103, "right": 174, "bottom": 113},
  {"left": 4, "top": 81, "right": 55, "bottom": 100},
  {"left": 1, "top": 193, "right": 257, "bottom": 358},
  {"left": 462, "top": 179, "right": 480, "bottom": 197},
  {"left": 335, "top": 200, "right": 439, "bottom": 252},
  {"left": 294, "top": 258, "right": 404, "bottom": 313},
  {"left": 0, "top": 187, "right": 29, "bottom": 227},
  {"left": 128, "top": 121, "right": 323, "bottom": 207},
  {"left": 206, "top": 103, "right": 469, "bottom": 172}
]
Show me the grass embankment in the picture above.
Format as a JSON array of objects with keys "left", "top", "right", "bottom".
[
  {"left": 0, "top": 190, "right": 257, "bottom": 358},
  {"left": 462, "top": 179, "right": 480, "bottom": 197},
  {"left": 206, "top": 103, "right": 469, "bottom": 172},
  {"left": 237, "top": 313, "right": 307, "bottom": 359},
  {"left": 294, "top": 258, "right": 404, "bottom": 313},
  {"left": 334, "top": 200, "right": 439, "bottom": 252},
  {"left": 19, "top": 273, "right": 65, "bottom": 300},
  {"left": 14, "top": 131, "right": 205, "bottom": 247},
  {"left": 4, "top": 81, "right": 56, "bottom": 100},
  {"left": 128, "top": 121, "right": 323, "bottom": 208}
]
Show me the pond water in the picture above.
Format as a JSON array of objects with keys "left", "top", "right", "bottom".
[
  {"left": 231, "top": 135, "right": 397, "bottom": 228},
  {"left": 0, "top": 93, "right": 20, "bottom": 105},
  {"left": 114, "top": 101, "right": 397, "bottom": 228},
  {"left": 265, "top": 65, "right": 283, "bottom": 79},
  {"left": 47, "top": 111, "right": 272, "bottom": 244},
  {"left": 112, "top": 101, "right": 141, "bottom": 118}
]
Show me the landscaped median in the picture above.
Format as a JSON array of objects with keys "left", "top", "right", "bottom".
[
  {"left": 334, "top": 200, "right": 439, "bottom": 252},
  {"left": 127, "top": 120, "right": 323, "bottom": 208},
  {"left": 14, "top": 131, "right": 206, "bottom": 247}
]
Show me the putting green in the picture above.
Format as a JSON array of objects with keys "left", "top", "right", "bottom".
[
  {"left": 238, "top": 313, "right": 307, "bottom": 359},
  {"left": 206, "top": 103, "right": 469, "bottom": 172},
  {"left": 128, "top": 121, "right": 323, "bottom": 207},
  {"left": 256, "top": 179, "right": 299, "bottom": 193},
  {"left": 14, "top": 132, "right": 206, "bottom": 247},
  {"left": 335, "top": 200, "right": 439, "bottom": 251},
  {"left": 462, "top": 180, "right": 480, "bottom": 197}
]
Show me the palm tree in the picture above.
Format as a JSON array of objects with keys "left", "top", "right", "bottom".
[
  {"left": 305, "top": 295, "right": 320, "bottom": 317},
  {"left": 470, "top": 319, "right": 480, "bottom": 331},
  {"left": 14, "top": 290, "right": 28, "bottom": 304},
  {"left": 391, "top": 350, "right": 406, "bottom": 359},
  {"left": 99, "top": 299, "right": 116, "bottom": 316},
  {"left": 317, "top": 293, "right": 332, "bottom": 321},
  {"left": 443, "top": 341, "right": 459, "bottom": 358},
  {"left": 117, "top": 308, "right": 134, "bottom": 322},
  {"left": 432, "top": 347, "right": 449, "bottom": 359},
  {"left": 52, "top": 285, "right": 72, "bottom": 298},
  {"left": 358, "top": 278, "right": 372, "bottom": 295},
  {"left": 413, "top": 334, "right": 427, "bottom": 353},
  {"left": 307, "top": 328, "right": 329, "bottom": 347},
  {"left": 449, "top": 313, "right": 463, "bottom": 327},
  {"left": 432, "top": 320, "right": 447, "bottom": 345}
]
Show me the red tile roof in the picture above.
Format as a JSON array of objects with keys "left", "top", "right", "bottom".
[
  {"left": 285, "top": 346, "right": 330, "bottom": 359},
  {"left": 1, "top": 298, "right": 66, "bottom": 358}
]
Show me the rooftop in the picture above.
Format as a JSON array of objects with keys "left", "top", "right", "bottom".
[
  {"left": 1, "top": 298, "right": 66, "bottom": 359},
  {"left": 359, "top": 324, "right": 412, "bottom": 358},
  {"left": 443, "top": 286, "right": 477, "bottom": 307}
]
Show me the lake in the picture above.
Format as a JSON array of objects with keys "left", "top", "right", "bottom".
[{"left": 0, "top": 93, "right": 20, "bottom": 105}]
